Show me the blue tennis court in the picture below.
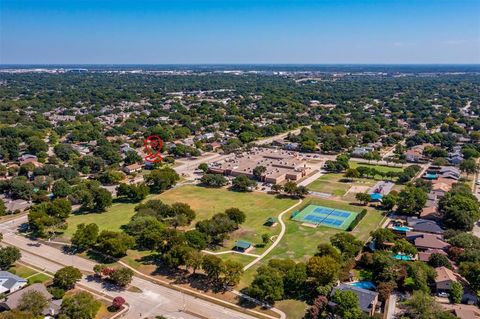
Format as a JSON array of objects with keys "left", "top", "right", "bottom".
[{"left": 292, "top": 204, "right": 358, "bottom": 230}]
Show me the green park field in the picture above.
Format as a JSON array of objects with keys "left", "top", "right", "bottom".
[
  {"left": 307, "top": 161, "right": 405, "bottom": 200},
  {"left": 266, "top": 197, "right": 384, "bottom": 262},
  {"left": 64, "top": 185, "right": 297, "bottom": 252},
  {"left": 349, "top": 160, "right": 405, "bottom": 174}
]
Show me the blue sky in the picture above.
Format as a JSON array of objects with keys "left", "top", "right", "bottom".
[{"left": 1, "top": 0, "right": 479, "bottom": 64}]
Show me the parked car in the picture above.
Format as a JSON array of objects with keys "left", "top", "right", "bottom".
[{"left": 437, "top": 292, "right": 449, "bottom": 298}]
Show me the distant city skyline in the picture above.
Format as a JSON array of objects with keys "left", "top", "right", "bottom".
[{"left": 1, "top": 0, "right": 479, "bottom": 64}]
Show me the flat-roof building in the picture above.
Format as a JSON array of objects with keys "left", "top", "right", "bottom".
[{"left": 209, "top": 148, "right": 310, "bottom": 184}]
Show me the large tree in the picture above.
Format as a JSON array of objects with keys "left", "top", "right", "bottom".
[
  {"left": 332, "top": 290, "right": 363, "bottom": 319},
  {"left": 60, "top": 291, "right": 101, "bottom": 319},
  {"left": 18, "top": 290, "right": 48, "bottom": 316},
  {"left": 307, "top": 255, "right": 341, "bottom": 285},
  {"left": 459, "top": 158, "right": 478, "bottom": 176},
  {"left": 231, "top": 175, "right": 257, "bottom": 192},
  {"left": 248, "top": 266, "right": 284, "bottom": 304},
  {"left": 145, "top": 167, "right": 180, "bottom": 193},
  {"left": 330, "top": 233, "right": 363, "bottom": 258},
  {"left": 109, "top": 267, "right": 134, "bottom": 287},
  {"left": 71, "top": 223, "right": 99, "bottom": 251},
  {"left": 0, "top": 246, "right": 21, "bottom": 270},
  {"left": 96, "top": 230, "right": 135, "bottom": 257},
  {"left": 53, "top": 266, "right": 82, "bottom": 290},
  {"left": 440, "top": 191, "right": 480, "bottom": 231},
  {"left": 396, "top": 186, "right": 427, "bottom": 215}
]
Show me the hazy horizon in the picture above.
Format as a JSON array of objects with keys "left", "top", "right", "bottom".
[{"left": 1, "top": 0, "right": 479, "bottom": 65}]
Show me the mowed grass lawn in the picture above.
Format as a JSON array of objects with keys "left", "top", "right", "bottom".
[
  {"left": 307, "top": 161, "right": 404, "bottom": 198},
  {"left": 9, "top": 264, "right": 51, "bottom": 285},
  {"left": 239, "top": 196, "right": 385, "bottom": 289},
  {"left": 64, "top": 185, "right": 297, "bottom": 253},
  {"left": 349, "top": 161, "right": 405, "bottom": 174},
  {"left": 307, "top": 173, "right": 352, "bottom": 196},
  {"left": 157, "top": 185, "right": 297, "bottom": 252},
  {"left": 63, "top": 201, "right": 138, "bottom": 238},
  {"left": 265, "top": 197, "right": 385, "bottom": 263}
]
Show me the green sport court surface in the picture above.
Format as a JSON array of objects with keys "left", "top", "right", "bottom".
[{"left": 291, "top": 204, "right": 358, "bottom": 230}]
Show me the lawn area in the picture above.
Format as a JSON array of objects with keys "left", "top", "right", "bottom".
[
  {"left": 306, "top": 173, "right": 352, "bottom": 196},
  {"left": 63, "top": 201, "right": 138, "bottom": 238},
  {"left": 8, "top": 264, "right": 38, "bottom": 278},
  {"left": 265, "top": 197, "right": 384, "bottom": 263},
  {"left": 350, "top": 161, "right": 404, "bottom": 174},
  {"left": 235, "top": 196, "right": 385, "bottom": 289},
  {"left": 27, "top": 273, "right": 51, "bottom": 284},
  {"left": 66, "top": 185, "right": 297, "bottom": 267},
  {"left": 275, "top": 300, "right": 308, "bottom": 319},
  {"left": 156, "top": 185, "right": 297, "bottom": 252},
  {"left": 8, "top": 264, "right": 51, "bottom": 284},
  {"left": 216, "top": 252, "right": 256, "bottom": 265}
]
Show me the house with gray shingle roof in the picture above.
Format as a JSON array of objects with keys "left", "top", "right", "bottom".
[
  {"left": 0, "top": 271, "right": 27, "bottom": 294},
  {"left": 0, "top": 283, "right": 60, "bottom": 316},
  {"left": 330, "top": 283, "right": 379, "bottom": 316}
]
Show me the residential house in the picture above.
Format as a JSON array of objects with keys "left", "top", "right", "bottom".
[
  {"left": 351, "top": 147, "right": 374, "bottom": 158},
  {"left": 435, "top": 266, "right": 459, "bottom": 291},
  {"left": 405, "top": 148, "right": 423, "bottom": 163},
  {"left": 120, "top": 143, "right": 135, "bottom": 154},
  {"left": 329, "top": 284, "right": 379, "bottom": 316},
  {"left": 407, "top": 217, "right": 444, "bottom": 234},
  {"left": 406, "top": 232, "right": 450, "bottom": 251},
  {"left": 448, "top": 154, "right": 464, "bottom": 166},
  {"left": 0, "top": 283, "right": 61, "bottom": 316},
  {"left": 0, "top": 272, "right": 27, "bottom": 294},
  {"left": 417, "top": 249, "right": 448, "bottom": 262},
  {"left": 283, "top": 142, "right": 300, "bottom": 151},
  {"left": 420, "top": 205, "right": 441, "bottom": 221},
  {"left": 438, "top": 167, "right": 461, "bottom": 180},
  {"left": 17, "top": 154, "right": 38, "bottom": 166},
  {"left": 207, "top": 141, "right": 222, "bottom": 151},
  {"left": 123, "top": 163, "right": 142, "bottom": 174},
  {"left": 194, "top": 132, "right": 215, "bottom": 142},
  {"left": 431, "top": 182, "right": 451, "bottom": 194},
  {"left": 0, "top": 197, "right": 32, "bottom": 212}
]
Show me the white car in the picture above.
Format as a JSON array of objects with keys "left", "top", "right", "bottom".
[{"left": 437, "top": 292, "right": 449, "bottom": 298}]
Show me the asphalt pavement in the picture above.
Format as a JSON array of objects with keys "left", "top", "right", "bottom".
[{"left": 0, "top": 216, "right": 261, "bottom": 319}]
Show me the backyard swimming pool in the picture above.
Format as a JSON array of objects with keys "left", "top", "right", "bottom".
[
  {"left": 392, "top": 226, "right": 412, "bottom": 232},
  {"left": 349, "top": 281, "right": 376, "bottom": 290},
  {"left": 424, "top": 173, "right": 438, "bottom": 180},
  {"left": 392, "top": 253, "right": 414, "bottom": 261}
]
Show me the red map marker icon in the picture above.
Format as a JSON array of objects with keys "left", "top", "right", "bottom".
[{"left": 144, "top": 135, "right": 163, "bottom": 163}]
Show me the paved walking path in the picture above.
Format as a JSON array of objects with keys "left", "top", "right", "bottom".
[
  {"left": 243, "top": 199, "right": 303, "bottom": 271},
  {"left": 202, "top": 249, "right": 260, "bottom": 257}
]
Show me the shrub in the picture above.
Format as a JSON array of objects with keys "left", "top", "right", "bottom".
[
  {"left": 48, "top": 287, "right": 65, "bottom": 300},
  {"left": 347, "top": 209, "right": 367, "bottom": 231}
]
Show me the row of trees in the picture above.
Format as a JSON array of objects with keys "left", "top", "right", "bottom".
[{"left": 247, "top": 233, "right": 363, "bottom": 304}]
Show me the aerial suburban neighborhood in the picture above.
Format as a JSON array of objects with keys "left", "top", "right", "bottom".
[
  {"left": 0, "top": 63, "right": 478, "bottom": 319},
  {"left": 1, "top": 1, "right": 480, "bottom": 319}
]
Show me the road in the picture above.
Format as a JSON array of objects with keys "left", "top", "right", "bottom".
[
  {"left": 0, "top": 216, "right": 262, "bottom": 319},
  {"left": 254, "top": 126, "right": 310, "bottom": 146}
]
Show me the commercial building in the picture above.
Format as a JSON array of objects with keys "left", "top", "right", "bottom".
[{"left": 209, "top": 148, "right": 310, "bottom": 184}]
